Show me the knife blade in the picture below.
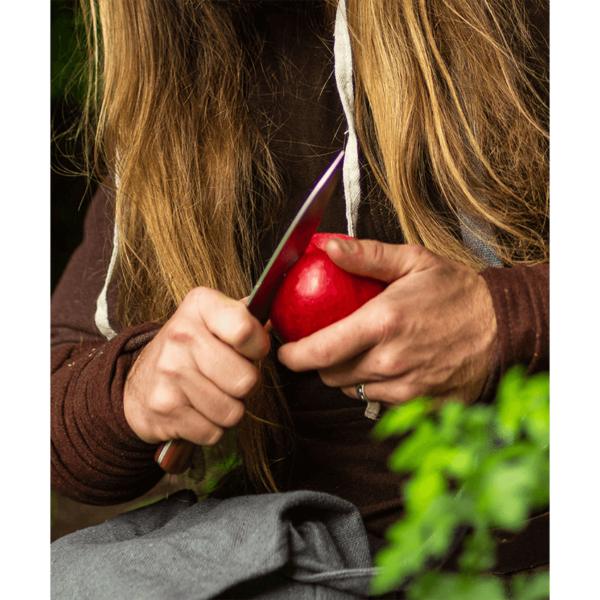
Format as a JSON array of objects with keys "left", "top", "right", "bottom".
[
  {"left": 155, "top": 150, "right": 345, "bottom": 473},
  {"left": 246, "top": 150, "right": 345, "bottom": 323}
]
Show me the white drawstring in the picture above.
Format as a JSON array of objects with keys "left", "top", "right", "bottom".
[
  {"left": 333, "top": 0, "right": 361, "bottom": 238},
  {"left": 94, "top": 165, "right": 120, "bottom": 341},
  {"left": 94, "top": 221, "right": 119, "bottom": 341}
]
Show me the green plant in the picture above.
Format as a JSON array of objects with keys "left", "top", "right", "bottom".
[{"left": 371, "top": 367, "right": 549, "bottom": 599}]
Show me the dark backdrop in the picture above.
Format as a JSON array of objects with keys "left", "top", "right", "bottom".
[{"left": 51, "top": 0, "right": 96, "bottom": 293}]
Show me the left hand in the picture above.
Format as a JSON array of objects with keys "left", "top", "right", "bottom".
[{"left": 277, "top": 238, "right": 498, "bottom": 406}]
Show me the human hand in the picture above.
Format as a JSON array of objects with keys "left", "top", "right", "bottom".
[
  {"left": 123, "top": 288, "right": 270, "bottom": 445},
  {"left": 277, "top": 239, "right": 498, "bottom": 405}
]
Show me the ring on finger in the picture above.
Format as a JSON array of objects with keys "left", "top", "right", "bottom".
[
  {"left": 355, "top": 383, "right": 381, "bottom": 420},
  {"left": 355, "top": 382, "right": 369, "bottom": 402}
]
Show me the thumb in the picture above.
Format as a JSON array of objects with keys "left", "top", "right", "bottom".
[{"left": 325, "top": 238, "right": 427, "bottom": 283}]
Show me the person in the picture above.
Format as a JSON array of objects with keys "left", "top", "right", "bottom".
[{"left": 51, "top": 0, "right": 549, "bottom": 594}]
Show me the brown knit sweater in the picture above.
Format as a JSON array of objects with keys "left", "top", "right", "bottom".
[{"left": 51, "top": 0, "right": 549, "bottom": 574}]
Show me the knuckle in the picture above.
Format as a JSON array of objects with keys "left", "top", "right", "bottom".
[
  {"left": 221, "top": 401, "right": 246, "bottom": 428},
  {"left": 311, "top": 340, "right": 334, "bottom": 367},
  {"left": 229, "top": 312, "right": 255, "bottom": 348},
  {"left": 155, "top": 354, "right": 181, "bottom": 379},
  {"left": 184, "top": 286, "right": 219, "bottom": 318},
  {"left": 253, "top": 330, "right": 271, "bottom": 358},
  {"left": 147, "top": 391, "right": 178, "bottom": 418},
  {"left": 407, "top": 243, "right": 427, "bottom": 258},
  {"left": 185, "top": 286, "right": 208, "bottom": 305},
  {"left": 375, "top": 305, "right": 398, "bottom": 337},
  {"left": 408, "top": 244, "right": 433, "bottom": 266},
  {"left": 202, "top": 426, "right": 224, "bottom": 447},
  {"left": 231, "top": 367, "right": 260, "bottom": 398},
  {"left": 374, "top": 353, "right": 402, "bottom": 378},
  {"left": 371, "top": 240, "right": 387, "bottom": 265},
  {"left": 165, "top": 321, "right": 192, "bottom": 344}
]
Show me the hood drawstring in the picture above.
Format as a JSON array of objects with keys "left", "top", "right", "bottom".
[
  {"left": 333, "top": 0, "right": 360, "bottom": 238},
  {"left": 94, "top": 221, "right": 120, "bottom": 340},
  {"left": 95, "top": 165, "right": 120, "bottom": 340}
]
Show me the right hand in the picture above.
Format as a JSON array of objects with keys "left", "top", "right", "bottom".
[{"left": 123, "top": 287, "right": 270, "bottom": 446}]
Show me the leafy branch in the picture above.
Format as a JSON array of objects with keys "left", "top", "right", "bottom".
[{"left": 371, "top": 367, "right": 549, "bottom": 599}]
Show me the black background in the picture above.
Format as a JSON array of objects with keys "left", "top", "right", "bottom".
[{"left": 51, "top": 0, "right": 96, "bottom": 293}]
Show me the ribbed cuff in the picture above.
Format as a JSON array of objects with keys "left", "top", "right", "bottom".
[
  {"left": 479, "top": 263, "right": 549, "bottom": 385},
  {"left": 51, "top": 322, "right": 164, "bottom": 505}
]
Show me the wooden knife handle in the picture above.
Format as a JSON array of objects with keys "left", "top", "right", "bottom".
[{"left": 155, "top": 438, "right": 196, "bottom": 474}]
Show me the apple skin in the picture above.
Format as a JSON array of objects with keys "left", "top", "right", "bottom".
[{"left": 270, "top": 233, "right": 386, "bottom": 342}]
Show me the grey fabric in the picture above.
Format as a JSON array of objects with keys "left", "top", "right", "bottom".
[{"left": 51, "top": 489, "right": 380, "bottom": 600}]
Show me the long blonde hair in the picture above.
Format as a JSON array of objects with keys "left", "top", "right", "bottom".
[
  {"left": 347, "top": 0, "right": 548, "bottom": 268},
  {"left": 79, "top": 0, "right": 548, "bottom": 491}
]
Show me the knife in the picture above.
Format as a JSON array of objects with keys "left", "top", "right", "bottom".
[{"left": 155, "top": 150, "right": 345, "bottom": 474}]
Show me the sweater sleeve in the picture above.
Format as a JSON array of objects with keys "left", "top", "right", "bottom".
[
  {"left": 51, "top": 324, "right": 163, "bottom": 505},
  {"left": 478, "top": 262, "right": 549, "bottom": 403},
  {"left": 51, "top": 185, "right": 164, "bottom": 505}
]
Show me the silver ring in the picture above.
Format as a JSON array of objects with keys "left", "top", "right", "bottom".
[{"left": 356, "top": 383, "right": 369, "bottom": 403}]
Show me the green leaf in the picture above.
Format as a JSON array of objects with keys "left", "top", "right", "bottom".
[
  {"left": 445, "top": 446, "right": 476, "bottom": 478},
  {"left": 437, "top": 401, "right": 465, "bottom": 444},
  {"left": 407, "top": 573, "right": 507, "bottom": 600},
  {"left": 404, "top": 471, "right": 446, "bottom": 515},
  {"left": 384, "top": 516, "right": 423, "bottom": 548},
  {"left": 371, "top": 545, "right": 410, "bottom": 594},
  {"left": 419, "top": 495, "right": 462, "bottom": 556},
  {"left": 458, "top": 526, "right": 497, "bottom": 573},
  {"left": 495, "top": 367, "right": 527, "bottom": 442},
  {"left": 420, "top": 445, "right": 457, "bottom": 473},
  {"left": 373, "top": 398, "right": 429, "bottom": 439},
  {"left": 465, "top": 404, "right": 493, "bottom": 429},
  {"left": 372, "top": 526, "right": 427, "bottom": 594},
  {"left": 495, "top": 368, "right": 549, "bottom": 445},
  {"left": 509, "top": 571, "right": 550, "bottom": 600},
  {"left": 478, "top": 459, "right": 534, "bottom": 529},
  {"left": 523, "top": 397, "right": 550, "bottom": 448},
  {"left": 388, "top": 420, "right": 438, "bottom": 472}
]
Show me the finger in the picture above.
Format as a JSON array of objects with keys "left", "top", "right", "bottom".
[
  {"left": 340, "top": 377, "right": 425, "bottom": 406},
  {"left": 277, "top": 298, "right": 384, "bottom": 372},
  {"left": 316, "top": 352, "right": 376, "bottom": 389},
  {"left": 178, "top": 367, "right": 247, "bottom": 429},
  {"left": 325, "top": 238, "right": 432, "bottom": 283},
  {"left": 141, "top": 379, "right": 226, "bottom": 445},
  {"left": 187, "top": 327, "right": 261, "bottom": 399},
  {"left": 165, "top": 404, "right": 225, "bottom": 447},
  {"left": 192, "top": 288, "right": 271, "bottom": 360},
  {"left": 317, "top": 343, "right": 416, "bottom": 388}
]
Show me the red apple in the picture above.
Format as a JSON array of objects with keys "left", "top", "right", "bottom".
[{"left": 270, "top": 233, "right": 386, "bottom": 342}]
